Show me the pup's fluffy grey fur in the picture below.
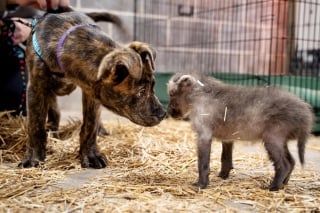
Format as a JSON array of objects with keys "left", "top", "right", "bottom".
[{"left": 167, "top": 73, "right": 314, "bottom": 191}]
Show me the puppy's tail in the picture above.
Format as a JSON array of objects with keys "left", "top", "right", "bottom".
[
  {"left": 48, "top": 6, "right": 122, "bottom": 26},
  {"left": 47, "top": 6, "right": 128, "bottom": 38},
  {"left": 85, "top": 12, "right": 123, "bottom": 27},
  {"left": 85, "top": 11, "right": 129, "bottom": 40}
]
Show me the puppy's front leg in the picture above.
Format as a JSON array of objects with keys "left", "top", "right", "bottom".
[
  {"left": 193, "top": 128, "right": 213, "bottom": 189},
  {"left": 80, "top": 91, "right": 107, "bottom": 168},
  {"left": 19, "top": 83, "right": 49, "bottom": 168}
]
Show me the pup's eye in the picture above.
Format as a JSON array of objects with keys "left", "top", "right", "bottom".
[{"left": 137, "top": 88, "right": 146, "bottom": 98}]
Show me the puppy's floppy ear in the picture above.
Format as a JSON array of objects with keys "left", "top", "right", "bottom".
[
  {"left": 98, "top": 49, "right": 143, "bottom": 84},
  {"left": 127, "top": 41, "right": 156, "bottom": 72}
]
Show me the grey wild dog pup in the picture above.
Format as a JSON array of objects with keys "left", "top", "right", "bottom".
[
  {"left": 20, "top": 11, "right": 166, "bottom": 168},
  {"left": 167, "top": 73, "right": 314, "bottom": 191}
]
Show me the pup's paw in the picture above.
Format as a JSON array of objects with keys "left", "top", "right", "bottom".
[
  {"left": 218, "top": 170, "right": 230, "bottom": 179},
  {"left": 268, "top": 183, "right": 284, "bottom": 191},
  {"left": 81, "top": 152, "right": 107, "bottom": 169},
  {"left": 192, "top": 180, "right": 208, "bottom": 189},
  {"left": 98, "top": 124, "right": 109, "bottom": 136}
]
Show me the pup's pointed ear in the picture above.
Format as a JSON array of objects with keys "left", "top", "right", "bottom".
[
  {"left": 177, "top": 75, "right": 198, "bottom": 87},
  {"left": 127, "top": 41, "right": 156, "bottom": 72},
  {"left": 97, "top": 49, "right": 143, "bottom": 84}
]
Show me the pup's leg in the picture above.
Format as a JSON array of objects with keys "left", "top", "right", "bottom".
[
  {"left": 282, "top": 144, "right": 295, "bottom": 185},
  {"left": 79, "top": 91, "right": 107, "bottom": 168},
  {"left": 263, "top": 133, "right": 291, "bottom": 191},
  {"left": 19, "top": 79, "right": 49, "bottom": 167},
  {"left": 98, "top": 119, "right": 109, "bottom": 136},
  {"left": 47, "top": 95, "right": 61, "bottom": 138},
  {"left": 218, "top": 141, "right": 234, "bottom": 179},
  {"left": 193, "top": 128, "right": 213, "bottom": 189}
]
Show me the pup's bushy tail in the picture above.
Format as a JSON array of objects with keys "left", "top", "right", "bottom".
[
  {"left": 297, "top": 107, "right": 315, "bottom": 166},
  {"left": 297, "top": 132, "right": 308, "bottom": 165}
]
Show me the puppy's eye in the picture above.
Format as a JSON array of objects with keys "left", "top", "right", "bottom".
[{"left": 137, "top": 88, "right": 146, "bottom": 98}]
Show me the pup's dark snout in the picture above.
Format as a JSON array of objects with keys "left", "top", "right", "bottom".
[
  {"left": 167, "top": 107, "right": 182, "bottom": 119},
  {"left": 167, "top": 106, "right": 175, "bottom": 116},
  {"left": 153, "top": 106, "right": 166, "bottom": 120},
  {"left": 159, "top": 110, "right": 167, "bottom": 120}
]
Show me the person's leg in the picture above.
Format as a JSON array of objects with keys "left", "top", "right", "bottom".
[{"left": 0, "top": 19, "right": 28, "bottom": 116}]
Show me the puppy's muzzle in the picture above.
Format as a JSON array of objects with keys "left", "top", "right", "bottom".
[{"left": 144, "top": 106, "right": 166, "bottom": 126}]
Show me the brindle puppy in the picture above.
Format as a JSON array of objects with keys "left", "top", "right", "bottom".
[
  {"left": 43, "top": 7, "right": 127, "bottom": 137},
  {"left": 20, "top": 11, "right": 166, "bottom": 169},
  {"left": 167, "top": 73, "right": 314, "bottom": 191}
]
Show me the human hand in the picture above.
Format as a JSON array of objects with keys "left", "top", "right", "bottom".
[
  {"left": 11, "top": 18, "right": 32, "bottom": 45},
  {"left": 8, "top": 0, "right": 70, "bottom": 10}
]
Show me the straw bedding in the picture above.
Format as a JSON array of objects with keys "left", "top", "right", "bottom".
[{"left": 0, "top": 111, "right": 319, "bottom": 212}]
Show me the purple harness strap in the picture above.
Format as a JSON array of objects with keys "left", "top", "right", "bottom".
[{"left": 56, "top": 23, "right": 97, "bottom": 71}]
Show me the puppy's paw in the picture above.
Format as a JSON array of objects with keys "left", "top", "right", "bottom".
[
  {"left": 48, "top": 131, "right": 60, "bottom": 139},
  {"left": 18, "top": 148, "right": 46, "bottom": 168},
  {"left": 81, "top": 152, "right": 107, "bottom": 169},
  {"left": 18, "top": 158, "right": 40, "bottom": 168}
]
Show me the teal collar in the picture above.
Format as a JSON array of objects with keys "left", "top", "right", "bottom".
[{"left": 31, "top": 19, "right": 44, "bottom": 60}]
